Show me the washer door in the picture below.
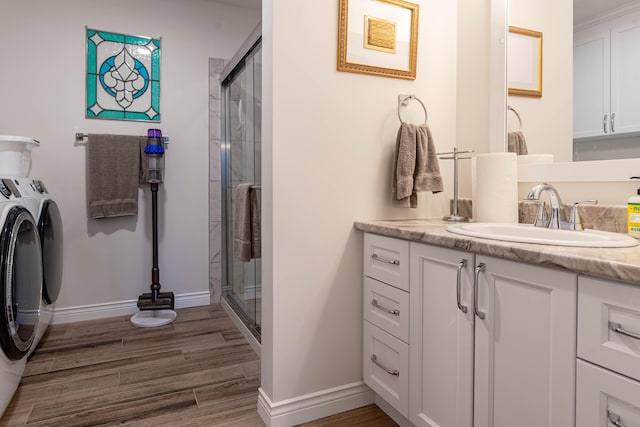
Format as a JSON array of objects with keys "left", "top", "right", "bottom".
[
  {"left": 0, "top": 207, "right": 42, "bottom": 361},
  {"left": 38, "top": 200, "right": 62, "bottom": 305}
]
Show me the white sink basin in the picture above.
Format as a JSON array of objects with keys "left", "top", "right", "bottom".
[{"left": 446, "top": 223, "right": 639, "bottom": 248}]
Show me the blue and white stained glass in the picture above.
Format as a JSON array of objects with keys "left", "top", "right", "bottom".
[{"left": 86, "top": 29, "right": 161, "bottom": 122}]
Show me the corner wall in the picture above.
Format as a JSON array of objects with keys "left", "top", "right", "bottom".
[{"left": 261, "top": 0, "right": 459, "bottom": 422}]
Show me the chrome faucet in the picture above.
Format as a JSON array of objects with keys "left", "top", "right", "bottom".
[
  {"left": 525, "top": 183, "right": 598, "bottom": 230},
  {"left": 525, "top": 183, "right": 566, "bottom": 229}
]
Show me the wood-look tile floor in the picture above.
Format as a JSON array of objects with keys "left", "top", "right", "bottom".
[{"left": 0, "top": 305, "right": 397, "bottom": 427}]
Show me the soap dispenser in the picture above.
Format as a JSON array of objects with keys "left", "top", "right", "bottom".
[{"left": 628, "top": 177, "right": 640, "bottom": 236}]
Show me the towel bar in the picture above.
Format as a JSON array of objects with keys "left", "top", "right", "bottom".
[
  {"left": 438, "top": 147, "right": 474, "bottom": 222},
  {"left": 75, "top": 133, "right": 170, "bottom": 144},
  {"left": 398, "top": 94, "right": 428, "bottom": 125},
  {"left": 507, "top": 105, "right": 523, "bottom": 131}
]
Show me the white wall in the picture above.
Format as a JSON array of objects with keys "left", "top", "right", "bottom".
[
  {"left": 508, "top": 0, "right": 573, "bottom": 162},
  {"left": 262, "top": 0, "right": 458, "bottom": 406},
  {"left": 0, "top": 0, "right": 260, "bottom": 311}
]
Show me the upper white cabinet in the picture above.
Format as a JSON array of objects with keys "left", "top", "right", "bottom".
[
  {"left": 574, "top": 13, "right": 640, "bottom": 138},
  {"left": 574, "top": 28, "right": 610, "bottom": 138}
]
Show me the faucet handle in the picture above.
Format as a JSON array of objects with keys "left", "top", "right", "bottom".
[{"left": 567, "top": 200, "right": 598, "bottom": 231}]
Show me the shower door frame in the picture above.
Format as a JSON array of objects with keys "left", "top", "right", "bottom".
[{"left": 220, "top": 30, "right": 262, "bottom": 342}]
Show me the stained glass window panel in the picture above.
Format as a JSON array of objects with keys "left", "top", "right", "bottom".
[{"left": 86, "top": 28, "right": 161, "bottom": 122}]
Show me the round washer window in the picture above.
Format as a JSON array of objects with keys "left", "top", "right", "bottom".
[{"left": 0, "top": 207, "right": 42, "bottom": 360}]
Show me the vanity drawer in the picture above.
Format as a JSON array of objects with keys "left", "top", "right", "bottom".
[
  {"left": 363, "top": 321, "right": 409, "bottom": 417},
  {"left": 576, "top": 359, "right": 640, "bottom": 427},
  {"left": 364, "top": 233, "right": 409, "bottom": 291},
  {"left": 578, "top": 275, "right": 640, "bottom": 381},
  {"left": 364, "top": 277, "right": 409, "bottom": 343}
]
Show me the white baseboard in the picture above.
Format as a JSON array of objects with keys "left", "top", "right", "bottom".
[
  {"left": 50, "top": 292, "right": 211, "bottom": 324},
  {"left": 257, "top": 381, "right": 374, "bottom": 427}
]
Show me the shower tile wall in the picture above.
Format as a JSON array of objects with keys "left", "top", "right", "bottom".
[{"left": 209, "top": 57, "right": 224, "bottom": 303}]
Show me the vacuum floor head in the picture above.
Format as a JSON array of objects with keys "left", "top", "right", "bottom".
[{"left": 137, "top": 292, "right": 175, "bottom": 311}]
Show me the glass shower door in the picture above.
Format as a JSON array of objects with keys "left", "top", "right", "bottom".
[{"left": 221, "top": 40, "right": 261, "bottom": 340}]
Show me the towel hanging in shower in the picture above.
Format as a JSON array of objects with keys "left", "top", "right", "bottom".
[{"left": 233, "top": 184, "right": 261, "bottom": 262}]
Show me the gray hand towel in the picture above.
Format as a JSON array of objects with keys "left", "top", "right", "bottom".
[
  {"left": 507, "top": 131, "right": 529, "bottom": 155},
  {"left": 87, "top": 134, "right": 143, "bottom": 219},
  {"left": 233, "top": 184, "right": 261, "bottom": 261},
  {"left": 392, "top": 123, "right": 443, "bottom": 208}
]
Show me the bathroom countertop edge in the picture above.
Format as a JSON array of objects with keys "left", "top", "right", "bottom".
[{"left": 355, "top": 218, "right": 640, "bottom": 286}]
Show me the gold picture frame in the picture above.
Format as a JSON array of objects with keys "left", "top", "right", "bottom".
[
  {"left": 338, "top": 0, "right": 419, "bottom": 80},
  {"left": 508, "top": 26, "right": 543, "bottom": 98}
]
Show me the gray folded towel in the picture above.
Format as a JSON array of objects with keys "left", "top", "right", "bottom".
[
  {"left": 392, "top": 123, "right": 443, "bottom": 208},
  {"left": 507, "top": 131, "right": 529, "bottom": 155},
  {"left": 87, "top": 134, "right": 144, "bottom": 219},
  {"left": 233, "top": 184, "right": 261, "bottom": 261}
]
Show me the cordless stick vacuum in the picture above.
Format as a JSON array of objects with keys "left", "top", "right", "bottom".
[{"left": 130, "top": 129, "right": 176, "bottom": 328}]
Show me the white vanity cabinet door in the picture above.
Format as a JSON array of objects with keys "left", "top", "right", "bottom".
[
  {"left": 576, "top": 360, "right": 640, "bottom": 427},
  {"left": 364, "top": 234, "right": 409, "bottom": 291},
  {"left": 473, "top": 255, "right": 577, "bottom": 427},
  {"left": 363, "top": 321, "right": 409, "bottom": 417},
  {"left": 364, "top": 277, "right": 409, "bottom": 343},
  {"left": 574, "top": 27, "right": 610, "bottom": 138},
  {"left": 409, "top": 243, "right": 475, "bottom": 427},
  {"left": 578, "top": 275, "right": 640, "bottom": 382}
]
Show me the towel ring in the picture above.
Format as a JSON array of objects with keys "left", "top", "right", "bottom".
[
  {"left": 398, "top": 95, "right": 428, "bottom": 125},
  {"left": 507, "top": 105, "right": 523, "bottom": 131}
]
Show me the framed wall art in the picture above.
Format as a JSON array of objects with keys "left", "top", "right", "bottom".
[
  {"left": 337, "top": 0, "right": 419, "bottom": 80},
  {"left": 86, "top": 28, "right": 161, "bottom": 122},
  {"left": 508, "top": 26, "right": 543, "bottom": 98}
]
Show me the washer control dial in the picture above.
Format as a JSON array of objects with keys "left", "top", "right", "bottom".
[{"left": 0, "top": 181, "right": 10, "bottom": 199}]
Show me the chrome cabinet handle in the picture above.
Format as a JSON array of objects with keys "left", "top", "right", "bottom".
[
  {"left": 371, "top": 354, "right": 399, "bottom": 376},
  {"left": 371, "top": 253, "right": 400, "bottom": 266},
  {"left": 456, "top": 259, "right": 468, "bottom": 313},
  {"left": 371, "top": 299, "right": 400, "bottom": 316},
  {"left": 608, "top": 410, "right": 625, "bottom": 427},
  {"left": 611, "top": 112, "right": 616, "bottom": 133},
  {"left": 474, "top": 263, "right": 486, "bottom": 319},
  {"left": 604, "top": 114, "right": 609, "bottom": 133},
  {"left": 609, "top": 321, "right": 640, "bottom": 341}
]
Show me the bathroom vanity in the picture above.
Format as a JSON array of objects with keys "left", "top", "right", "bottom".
[{"left": 356, "top": 219, "right": 640, "bottom": 427}]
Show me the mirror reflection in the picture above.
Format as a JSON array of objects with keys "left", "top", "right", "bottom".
[{"left": 507, "top": 0, "right": 640, "bottom": 163}]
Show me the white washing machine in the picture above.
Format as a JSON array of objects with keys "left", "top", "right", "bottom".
[
  {"left": 28, "top": 179, "right": 62, "bottom": 350},
  {"left": 0, "top": 177, "right": 43, "bottom": 414}
]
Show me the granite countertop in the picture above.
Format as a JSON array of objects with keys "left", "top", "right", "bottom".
[{"left": 354, "top": 219, "right": 640, "bottom": 286}]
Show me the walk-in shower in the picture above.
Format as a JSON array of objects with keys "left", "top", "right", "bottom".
[{"left": 221, "top": 36, "right": 262, "bottom": 341}]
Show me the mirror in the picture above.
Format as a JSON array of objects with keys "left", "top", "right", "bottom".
[
  {"left": 506, "top": 0, "right": 572, "bottom": 162},
  {"left": 505, "top": 0, "right": 640, "bottom": 166}
]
